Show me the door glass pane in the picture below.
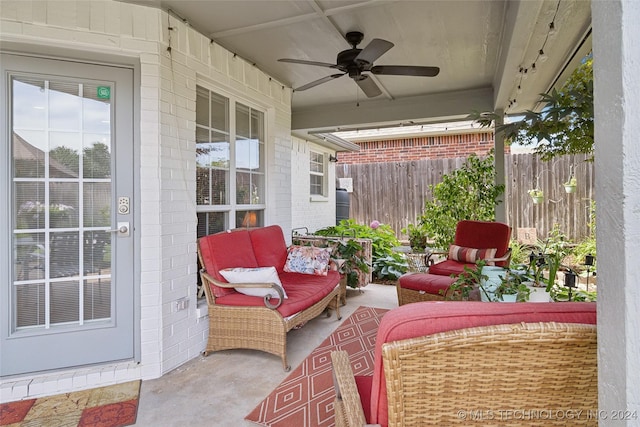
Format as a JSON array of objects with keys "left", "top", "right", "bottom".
[
  {"left": 10, "top": 74, "right": 113, "bottom": 333},
  {"left": 50, "top": 281, "right": 80, "bottom": 324}
]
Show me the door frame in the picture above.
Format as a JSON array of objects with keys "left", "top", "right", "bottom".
[{"left": 0, "top": 46, "right": 142, "bottom": 375}]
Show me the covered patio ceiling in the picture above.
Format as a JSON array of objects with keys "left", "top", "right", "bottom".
[{"left": 120, "top": 0, "right": 592, "bottom": 140}]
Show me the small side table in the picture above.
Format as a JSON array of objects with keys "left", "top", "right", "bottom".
[{"left": 393, "top": 246, "right": 432, "bottom": 273}]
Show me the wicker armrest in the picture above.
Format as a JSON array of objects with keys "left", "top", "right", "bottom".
[
  {"left": 426, "top": 249, "right": 447, "bottom": 266},
  {"left": 331, "top": 351, "right": 380, "bottom": 427},
  {"left": 200, "top": 270, "right": 283, "bottom": 309},
  {"left": 484, "top": 247, "right": 512, "bottom": 263}
]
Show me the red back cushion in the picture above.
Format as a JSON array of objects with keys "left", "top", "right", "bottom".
[
  {"left": 369, "top": 301, "right": 596, "bottom": 426},
  {"left": 453, "top": 220, "right": 511, "bottom": 267},
  {"left": 198, "top": 229, "right": 258, "bottom": 297},
  {"left": 249, "top": 225, "right": 289, "bottom": 272}
]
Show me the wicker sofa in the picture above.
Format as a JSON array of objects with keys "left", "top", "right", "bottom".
[
  {"left": 332, "top": 301, "right": 597, "bottom": 427},
  {"left": 197, "top": 225, "right": 341, "bottom": 371}
]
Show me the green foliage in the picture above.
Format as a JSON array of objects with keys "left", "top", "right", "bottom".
[
  {"left": 470, "top": 56, "right": 593, "bottom": 161},
  {"left": 418, "top": 152, "right": 505, "bottom": 250},
  {"left": 495, "top": 271, "right": 531, "bottom": 301},
  {"left": 508, "top": 239, "right": 530, "bottom": 266},
  {"left": 314, "top": 219, "right": 402, "bottom": 282},
  {"left": 332, "top": 239, "right": 369, "bottom": 288},
  {"left": 445, "top": 260, "right": 488, "bottom": 301},
  {"left": 566, "top": 201, "right": 597, "bottom": 271},
  {"left": 373, "top": 253, "right": 408, "bottom": 280},
  {"left": 401, "top": 223, "right": 428, "bottom": 251}
]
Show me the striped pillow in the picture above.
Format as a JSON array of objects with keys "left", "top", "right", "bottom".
[{"left": 448, "top": 245, "right": 498, "bottom": 266}]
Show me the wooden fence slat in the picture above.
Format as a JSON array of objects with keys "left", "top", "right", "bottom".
[{"left": 336, "top": 153, "right": 594, "bottom": 242}]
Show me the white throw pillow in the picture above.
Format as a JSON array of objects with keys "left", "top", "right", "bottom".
[{"left": 219, "top": 266, "right": 288, "bottom": 299}]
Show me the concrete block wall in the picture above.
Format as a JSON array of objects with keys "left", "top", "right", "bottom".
[
  {"left": 0, "top": 0, "right": 292, "bottom": 401},
  {"left": 338, "top": 131, "right": 507, "bottom": 164}
]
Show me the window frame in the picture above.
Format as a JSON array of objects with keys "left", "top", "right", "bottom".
[
  {"left": 309, "top": 150, "right": 327, "bottom": 198},
  {"left": 195, "top": 86, "right": 266, "bottom": 235}
]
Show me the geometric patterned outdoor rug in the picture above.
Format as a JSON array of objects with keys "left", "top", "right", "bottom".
[
  {"left": 0, "top": 380, "right": 140, "bottom": 427},
  {"left": 246, "top": 306, "right": 388, "bottom": 427}
]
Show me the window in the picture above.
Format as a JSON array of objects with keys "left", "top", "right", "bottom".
[
  {"left": 310, "top": 151, "right": 326, "bottom": 196},
  {"left": 196, "top": 86, "right": 265, "bottom": 237}
]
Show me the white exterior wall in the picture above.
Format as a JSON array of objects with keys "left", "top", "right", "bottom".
[
  {"left": 0, "top": 0, "right": 292, "bottom": 401},
  {"left": 291, "top": 136, "right": 337, "bottom": 234},
  {"left": 592, "top": 1, "right": 640, "bottom": 422}
]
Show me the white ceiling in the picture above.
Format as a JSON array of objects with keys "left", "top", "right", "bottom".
[{"left": 120, "top": 0, "right": 592, "bottom": 137}]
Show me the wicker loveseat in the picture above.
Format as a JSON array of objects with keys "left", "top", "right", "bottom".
[
  {"left": 198, "top": 225, "right": 342, "bottom": 371},
  {"left": 332, "top": 301, "right": 597, "bottom": 427}
]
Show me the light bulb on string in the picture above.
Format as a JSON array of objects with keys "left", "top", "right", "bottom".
[
  {"left": 517, "top": 85, "right": 523, "bottom": 94},
  {"left": 522, "top": 68, "right": 529, "bottom": 80},
  {"left": 531, "top": 63, "right": 537, "bottom": 74},
  {"left": 539, "top": 49, "right": 548, "bottom": 62},
  {"left": 549, "top": 22, "right": 556, "bottom": 36}
]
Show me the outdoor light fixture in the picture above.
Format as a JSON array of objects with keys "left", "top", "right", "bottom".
[
  {"left": 583, "top": 254, "right": 595, "bottom": 292},
  {"left": 329, "top": 154, "right": 338, "bottom": 163},
  {"left": 564, "top": 269, "right": 577, "bottom": 301}
]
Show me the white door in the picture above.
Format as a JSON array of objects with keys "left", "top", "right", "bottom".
[{"left": 0, "top": 54, "right": 135, "bottom": 376}]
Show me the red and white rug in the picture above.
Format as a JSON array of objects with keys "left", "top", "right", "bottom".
[
  {"left": 0, "top": 380, "right": 140, "bottom": 427},
  {"left": 246, "top": 305, "right": 388, "bottom": 427}
]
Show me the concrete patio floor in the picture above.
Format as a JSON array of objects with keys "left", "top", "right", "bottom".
[{"left": 135, "top": 283, "right": 398, "bottom": 426}]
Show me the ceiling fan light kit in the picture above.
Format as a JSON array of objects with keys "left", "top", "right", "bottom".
[{"left": 278, "top": 31, "right": 439, "bottom": 98}]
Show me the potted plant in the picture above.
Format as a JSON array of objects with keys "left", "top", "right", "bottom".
[
  {"left": 528, "top": 189, "right": 544, "bottom": 204},
  {"left": 564, "top": 176, "right": 577, "bottom": 193},
  {"left": 445, "top": 260, "right": 488, "bottom": 301},
  {"left": 403, "top": 223, "right": 428, "bottom": 252},
  {"left": 495, "top": 271, "right": 531, "bottom": 302}
]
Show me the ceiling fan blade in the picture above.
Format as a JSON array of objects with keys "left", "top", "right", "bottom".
[
  {"left": 371, "top": 65, "right": 440, "bottom": 77},
  {"left": 294, "top": 74, "right": 344, "bottom": 91},
  {"left": 354, "top": 38, "right": 394, "bottom": 65},
  {"left": 355, "top": 75, "right": 382, "bottom": 98},
  {"left": 278, "top": 58, "right": 338, "bottom": 69}
]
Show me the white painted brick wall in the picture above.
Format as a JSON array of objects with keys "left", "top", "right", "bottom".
[
  {"left": 0, "top": 0, "right": 294, "bottom": 401},
  {"left": 291, "top": 136, "right": 337, "bottom": 234}
]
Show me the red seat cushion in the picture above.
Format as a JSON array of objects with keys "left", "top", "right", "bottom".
[
  {"left": 453, "top": 220, "right": 511, "bottom": 267},
  {"left": 199, "top": 230, "right": 258, "bottom": 297},
  {"left": 249, "top": 225, "right": 289, "bottom": 272},
  {"left": 398, "top": 273, "right": 456, "bottom": 295},
  {"left": 426, "top": 259, "right": 474, "bottom": 276},
  {"left": 354, "top": 375, "right": 373, "bottom": 423},
  {"left": 368, "top": 301, "right": 597, "bottom": 426},
  {"left": 215, "top": 270, "right": 340, "bottom": 317}
]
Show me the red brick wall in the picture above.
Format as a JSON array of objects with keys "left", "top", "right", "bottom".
[{"left": 338, "top": 131, "right": 509, "bottom": 164}]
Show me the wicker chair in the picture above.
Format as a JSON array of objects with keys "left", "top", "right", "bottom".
[
  {"left": 397, "top": 220, "right": 512, "bottom": 304},
  {"left": 331, "top": 302, "right": 597, "bottom": 427}
]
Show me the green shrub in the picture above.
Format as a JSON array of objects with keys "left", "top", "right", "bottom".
[
  {"left": 418, "top": 152, "right": 505, "bottom": 250},
  {"left": 315, "top": 219, "right": 402, "bottom": 281}
]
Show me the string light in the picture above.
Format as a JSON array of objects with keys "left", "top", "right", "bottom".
[
  {"left": 539, "top": 49, "right": 548, "bottom": 62},
  {"left": 507, "top": 0, "right": 561, "bottom": 110}
]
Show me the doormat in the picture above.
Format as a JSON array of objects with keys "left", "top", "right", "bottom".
[
  {"left": 0, "top": 380, "right": 140, "bottom": 427},
  {"left": 246, "top": 306, "right": 388, "bottom": 427}
]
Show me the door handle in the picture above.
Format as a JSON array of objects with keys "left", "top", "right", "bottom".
[{"left": 108, "top": 222, "right": 130, "bottom": 236}]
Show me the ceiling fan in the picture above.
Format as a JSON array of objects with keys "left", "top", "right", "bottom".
[{"left": 278, "top": 31, "right": 440, "bottom": 98}]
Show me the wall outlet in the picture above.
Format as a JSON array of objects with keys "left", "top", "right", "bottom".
[{"left": 175, "top": 298, "right": 189, "bottom": 312}]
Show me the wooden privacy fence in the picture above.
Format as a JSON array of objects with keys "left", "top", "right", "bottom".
[{"left": 336, "top": 153, "right": 594, "bottom": 243}]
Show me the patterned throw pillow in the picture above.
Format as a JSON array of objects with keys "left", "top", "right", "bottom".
[
  {"left": 448, "top": 245, "right": 498, "bottom": 266},
  {"left": 283, "top": 245, "right": 333, "bottom": 276},
  {"left": 219, "top": 266, "right": 288, "bottom": 299}
]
